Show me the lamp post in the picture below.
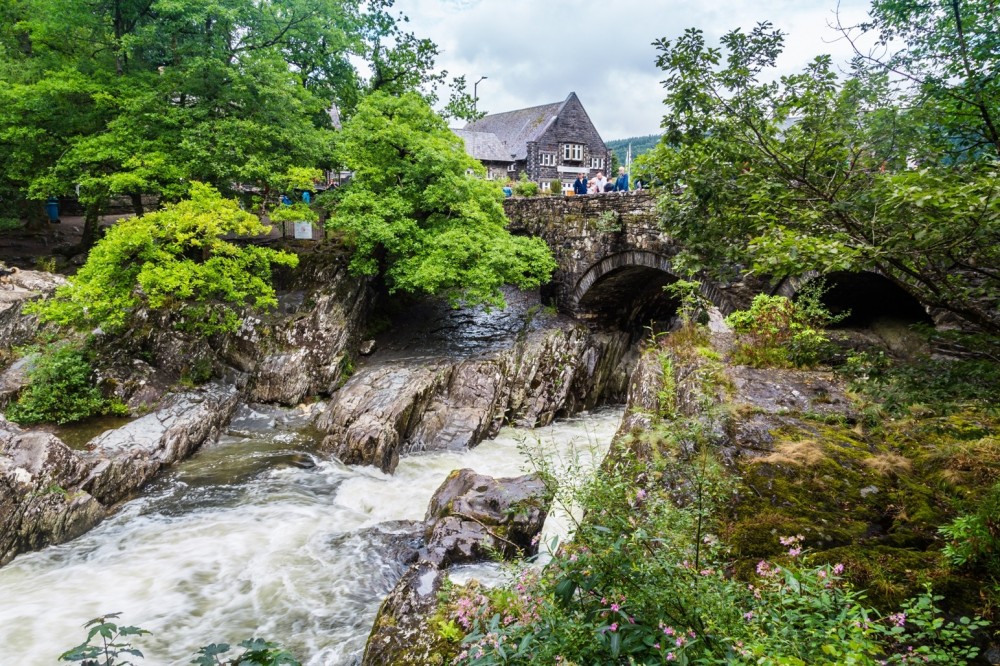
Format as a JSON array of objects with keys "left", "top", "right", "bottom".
[{"left": 473, "top": 76, "right": 487, "bottom": 113}]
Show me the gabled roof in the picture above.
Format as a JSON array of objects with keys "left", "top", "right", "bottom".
[
  {"left": 464, "top": 93, "right": 580, "bottom": 160},
  {"left": 453, "top": 129, "right": 513, "bottom": 163}
]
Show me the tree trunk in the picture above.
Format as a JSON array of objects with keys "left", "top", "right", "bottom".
[
  {"left": 130, "top": 191, "right": 144, "bottom": 217},
  {"left": 81, "top": 203, "right": 102, "bottom": 251}
]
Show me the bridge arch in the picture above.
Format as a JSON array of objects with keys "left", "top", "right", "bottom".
[
  {"left": 778, "top": 271, "right": 933, "bottom": 327},
  {"left": 567, "top": 251, "right": 732, "bottom": 330}
]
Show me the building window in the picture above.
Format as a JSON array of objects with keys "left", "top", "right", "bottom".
[
  {"left": 507, "top": 163, "right": 517, "bottom": 172},
  {"left": 562, "top": 143, "right": 583, "bottom": 161},
  {"left": 590, "top": 157, "right": 604, "bottom": 169},
  {"left": 541, "top": 181, "right": 551, "bottom": 191},
  {"left": 540, "top": 152, "right": 557, "bottom": 166}
]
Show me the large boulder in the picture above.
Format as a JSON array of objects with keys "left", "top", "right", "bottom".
[
  {"left": 362, "top": 562, "right": 449, "bottom": 666},
  {"left": 363, "top": 469, "right": 553, "bottom": 666},
  {"left": 0, "top": 270, "right": 65, "bottom": 355},
  {"left": 243, "top": 255, "right": 371, "bottom": 404},
  {"left": 0, "top": 381, "right": 240, "bottom": 565},
  {"left": 0, "top": 421, "right": 106, "bottom": 565},
  {"left": 319, "top": 321, "right": 633, "bottom": 473},
  {"left": 423, "top": 468, "right": 551, "bottom": 566}
]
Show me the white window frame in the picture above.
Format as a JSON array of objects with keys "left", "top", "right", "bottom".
[
  {"left": 541, "top": 181, "right": 551, "bottom": 191},
  {"left": 507, "top": 163, "right": 517, "bottom": 172},
  {"left": 540, "top": 152, "right": 557, "bottom": 166},
  {"left": 591, "top": 157, "right": 604, "bottom": 169},
  {"left": 562, "top": 143, "right": 583, "bottom": 161}
]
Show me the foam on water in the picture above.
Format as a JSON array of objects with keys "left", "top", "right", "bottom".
[{"left": 0, "top": 407, "right": 621, "bottom": 665}]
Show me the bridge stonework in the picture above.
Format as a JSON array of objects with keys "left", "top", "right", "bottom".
[{"left": 504, "top": 193, "right": 736, "bottom": 321}]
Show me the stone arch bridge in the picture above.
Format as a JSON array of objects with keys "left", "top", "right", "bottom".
[
  {"left": 503, "top": 193, "right": 737, "bottom": 329},
  {"left": 503, "top": 193, "right": 935, "bottom": 331}
]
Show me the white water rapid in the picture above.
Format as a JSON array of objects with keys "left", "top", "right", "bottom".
[{"left": 0, "top": 405, "right": 622, "bottom": 665}]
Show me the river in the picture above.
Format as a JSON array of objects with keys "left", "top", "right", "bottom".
[{"left": 0, "top": 403, "right": 622, "bottom": 665}]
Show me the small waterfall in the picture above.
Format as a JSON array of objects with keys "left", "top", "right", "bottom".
[{"left": 0, "top": 404, "right": 622, "bottom": 665}]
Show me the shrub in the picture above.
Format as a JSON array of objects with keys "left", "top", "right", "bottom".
[
  {"left": 0, "top": 216, "right": 22, "bottom": 232},
  {"left": 549, "top": 179, "right": 563, "bottom": 195},
  {"left": 5, "top": 343, "right": 123, "bottom": 425},
  {"left": 26, "top": 183, "right": 298, "bottom": 337},
  {"left": 725, "top": 283, "right": 843, "bottom": 368},
  {"left": 940, "top": 481, "right": 1000, "bottom": 578},
  {"left": 513, "top": 173, "right": 539, "bottom": 197},
  {"left": 59, "top": 613, "right": 302, "bottom": 666}
]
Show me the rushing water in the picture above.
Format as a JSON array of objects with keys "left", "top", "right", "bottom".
[{"left": 0, "top": 403, "right": 622, "bottom": 665}]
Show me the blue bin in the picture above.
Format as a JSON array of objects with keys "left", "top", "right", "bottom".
[{"left": 45, "top": 197, "right": 59, "bottom": 222}]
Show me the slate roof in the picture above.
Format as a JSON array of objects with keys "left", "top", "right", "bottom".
[
  {"left": 463, "top": 94, "right": 573, "bottom": 160},
  {"left": 453, "top": 129, "right": 513, "bottom": 163}
]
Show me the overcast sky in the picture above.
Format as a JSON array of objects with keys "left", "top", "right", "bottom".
[{"left": 392, "top": 0, "right": 876, "bottom": 140}]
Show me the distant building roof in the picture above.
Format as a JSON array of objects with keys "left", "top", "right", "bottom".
[
  {"left": 464, "top": 94, "right": 577, "bottom": 160},
  {"left": 453, "top": 129, "right": 513, "bottom": 163}
]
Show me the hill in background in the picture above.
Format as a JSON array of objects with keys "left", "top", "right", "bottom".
[{"left": 606, "top": 134, "right": 662, "bottom": 166}]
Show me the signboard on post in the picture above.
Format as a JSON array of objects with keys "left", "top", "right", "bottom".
[{"left": 293, "top": 221, "right": 314, "bottom": 240}]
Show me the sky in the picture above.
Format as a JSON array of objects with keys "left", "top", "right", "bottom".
[{"left": 391, "top": 0, "right": 876, "bottom": 141}]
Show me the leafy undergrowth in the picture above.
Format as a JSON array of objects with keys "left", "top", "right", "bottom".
[{"left": 433, "top": 326, "right": 999, "bottom": 665}]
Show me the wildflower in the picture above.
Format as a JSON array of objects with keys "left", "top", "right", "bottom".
[
  {"left": 663, "top": 625, "right": 676, "bottom": 636},
  {"left": 889, "top": 612, "right": 907, "bottom": 627},
  {"left": 744, "top": 611, "right": 754, "bottom": 621},
  {"left": 610, "top": 623, "right": 619, "bottom": 632},
  {"left": 666, "top": 653, "right": 676, "bottom": 661},
  {"left": 611, "top": 603, "right": 620, "bottom": 612},
  {"left": 833, "top": 563, "right": 845, "bottom": 575},
  {"left": 636, "top": 488, "right": 647, "bottom": 501},
  {"left": 788, "top": 546, "right": 802, "bottom": 557}
]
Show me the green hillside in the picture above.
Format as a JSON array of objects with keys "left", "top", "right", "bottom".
[{"left": 606, "top": 134, "right": 662, "bottom": 165}]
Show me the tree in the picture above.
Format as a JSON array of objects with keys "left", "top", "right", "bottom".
[
  {"left": 27, "top": 183, "right": 298, "bottom": 335},
  {"left": 641, "top": 13, "right": 1000, "bottom": 333},
  {"left": 0, "top": 0, "right": 441, "bottom": 246},
  {"left": 841, "top": 0, "right": 1000, "bottom": 163},
  {"left": 326, "top": 91, "right": 556, "bottom": 308}
]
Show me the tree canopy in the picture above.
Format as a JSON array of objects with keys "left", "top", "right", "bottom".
[
  {"left": 326, "top": 91, "right": 556, "bottom": 308},
  {"left": 0, "top": 0, "right": 439, "bottom": 236},
  {"left": 640, "top": 0, "right": 999, "bottom": 332},
  {"left": 27, "top": 182, "right": 298, "bottom": 335}
]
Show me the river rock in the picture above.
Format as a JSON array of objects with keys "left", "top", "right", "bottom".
[
  {"left": 423, "top": 468, "right": 551, "bottom": 566},
  {"left": 363, "top": 470, "right": 551, "bottom": 666},
  {"left": 82, "top": 382, "right": 241, "bottom": 504},
  {"left": 244, "top": 256, "right": 371, "bottom": 404},
  {"left": 0, "top": 381, "right": 240, "bottom": 565},
  {"left": 362, "top": 561, "right": 448, "bottom": 666},
  {"left": 0, "top": 269, "right": 64, "bottom": 354},
  {"left": 319, "top": 321, "right": 633, "bottom": 473},
  {"left": 317, "top": 363, "right": 452, "bottom": 472},
  {"left": 0, "top": 419, "right": 107, "bottom": 565}
]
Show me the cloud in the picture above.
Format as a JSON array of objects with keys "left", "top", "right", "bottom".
[{"left": 393, "top": 0, "right": 874, "bottom": 139}]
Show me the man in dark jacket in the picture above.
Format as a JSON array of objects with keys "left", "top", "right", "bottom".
[{"left": 573, "top": 174, "right": 588, "bottom": 194}]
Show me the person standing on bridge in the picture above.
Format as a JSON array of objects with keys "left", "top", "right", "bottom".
[
  {"left": 573, "top": 173, "right": 588, "bottom": 195},
  {"left": 615, "top": 166, "right": 629, "bottom": 193}
]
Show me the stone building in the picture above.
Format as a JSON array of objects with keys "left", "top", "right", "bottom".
[{"left": 459, "top": 92, "right": 610, "bottom": 193}]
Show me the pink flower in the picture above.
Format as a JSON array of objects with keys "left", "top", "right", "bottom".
[
  {"left": 610, "top": 623, "right": 618, "bottom": 632},
  {"left": 666, "top": 653, "right": 676, "bottom": 661},
  {"left": 833, "top": 563, "right": 845, "bottom": 575}
]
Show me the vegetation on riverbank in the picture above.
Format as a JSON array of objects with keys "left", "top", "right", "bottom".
[{"left": 433, "top": 315, "right": 999, "bottom": 665}]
